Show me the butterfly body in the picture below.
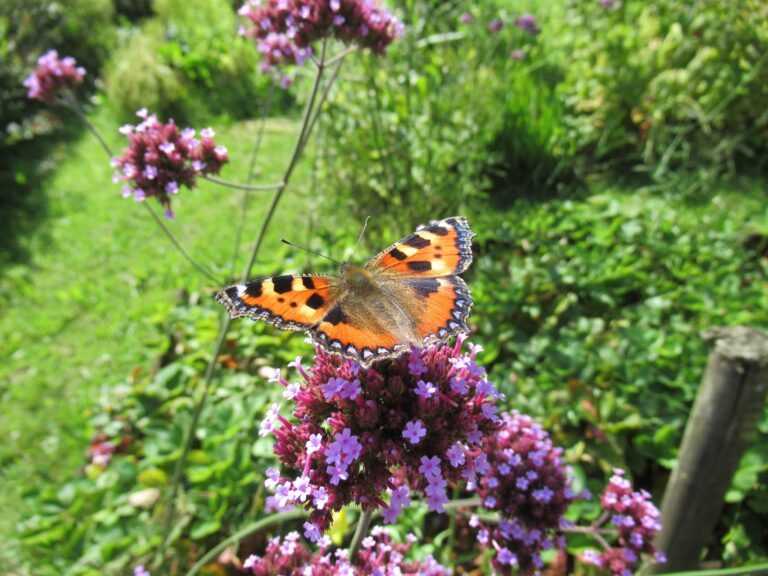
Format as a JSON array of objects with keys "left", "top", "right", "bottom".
[{"left": 216, "top": 217, "right": 475, "bottom": 367}]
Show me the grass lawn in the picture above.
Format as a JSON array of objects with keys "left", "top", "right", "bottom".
[{"left": 0, "top": 107, "right": 308, "bottom": 568}]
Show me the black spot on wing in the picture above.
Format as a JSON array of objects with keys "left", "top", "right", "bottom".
[
  {"left": 302, "top": 277, "right": 315, "bottom": 290},
  {"left": 389, "top": 248, "right": 407, "bottom": 261},
  {"left": 432, "top": 226, "right": 449, "bottom": 236},
  {"left": 244, "top": 280, "right": 263, "bottom": 298},
  {"left": 272, "top": 275, "right": 294, "bottom": 294},
  {"left": 410, "top": 278, "right": 440, "bottom": 297},
  {"left": 324, "top": 305, "right": 348, "bottom": 326},
  {"left": 407, "top": 261, "right": 432, "bottom": 272},
  {"left": 404, "top": 234, "right": 430, "bottom": 249},
  {"left": 306, "top": 293, "right": 325, "bottom": 310}
]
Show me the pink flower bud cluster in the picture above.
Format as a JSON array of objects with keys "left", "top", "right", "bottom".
[
  {"left": 23, "top": 50, "right": 86, "bottom": 103},
  {"left": 262, "top": 338, "right": 502, "bottom": 540},
  {"left": 581, "top": 469, "right": 665, "bottom": 575},
  {"left": 111, "top": 109, "right": 228, "bottom": 218},
  {"left": 469, "top": 411, "right": 575, "bottom": 574},
  {"left": 238, "top": 0, "right": 403, "bottom": 71},
  {"left": 86, "top": 429, "right": 134, "bottom": 470},
  {"left": 516, "top": 13, "right": 540, "bottom": 36},
  {"left": 243, "top": 527, "right": 449, "bottom": 575}
]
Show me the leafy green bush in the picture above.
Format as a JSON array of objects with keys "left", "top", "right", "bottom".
[
  {"left": 468, "top": 188, "right": 768, "bottom": 561},
  {"left": 105, "top": 27, "right": 187, "bottom": 120},
  {"left": 319, "top": 2, "right": 573, "bottom": 231},
  {"left": 19, "top": 186, "right": 768, "bottom": 571},
  {"left": 19, "top": 300, "right": 307, "bottom": 575},
  {"left": 552, "top": 0, "right": 768, "bottom": 189},
  {"left": 106, "top": 0, "right": 283, "bottom": 123}
]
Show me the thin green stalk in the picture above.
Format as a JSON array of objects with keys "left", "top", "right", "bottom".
[
  {"left": 63, "top": 93, "right": 221, "bottom": 284},
  {"left": 240, "top": 36, "right": 329, "bottom": 282},
  {"left": 202, "top": 174, "right": 284, "bottom": 191},
  {"left": 62, "top": 93, "right": 114, "bottom": 158},
  {"left": 142, "top": 202, "right": 221, "bottom": 284},
  {"left": 154, "top": 315, "right": 232, "bottom": 566},
  {"left": 230, "top": 80, "right": 277, "bottom": 277},
  {"left": 155, "top": 37, "right": 339, "bottom": 568},
  {"left": 299, "top": 51, "right": 349, "bottom": 158},
  {"left": 348, "top": 509, "right": 374, "bottom": 561},
  {"left": 184, "top": 509, "right": 307, "bottom": 576}
]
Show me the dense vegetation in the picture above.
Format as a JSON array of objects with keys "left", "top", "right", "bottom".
[{"left": 1, "top": 0, "right": 766, "bottom": 574}]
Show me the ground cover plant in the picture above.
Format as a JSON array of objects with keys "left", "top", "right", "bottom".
[{"left": 3, "top": 0, "right": 768, "bottom": 574}]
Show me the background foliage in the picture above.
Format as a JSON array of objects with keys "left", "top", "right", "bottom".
[{"left": 3, "top": 0, "right": 768, "bottom": 574}]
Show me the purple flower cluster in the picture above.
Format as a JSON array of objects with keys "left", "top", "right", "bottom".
[
  {"left": 111, "top": 109, "right": 228, "bottom": 218},
  {"left": 24, "top": 50, "right": 85, "bottom": 103},
  {"left": 238, "top": 0, "right": 403, "bottom": 71},
  {"left": 469, "top": 411, "right": 575, "bottom": 574},
  {"left": 242, "top": 527, "right": 449, "bottom": 575},
  {"left": 516, "top": 13, "right": 540, "bottom": 36},
  {"left": 582, "top": 470, "right": 665, "bottom": 575},
  {"left": 262, "top": 338, "right": 502, "bottom": 539}
]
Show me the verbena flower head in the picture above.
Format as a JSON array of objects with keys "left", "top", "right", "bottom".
[
  {"left": 263, "top": 337, "right": 502, "bottom": 537},
  {"left": 24, "top": 50, "right": 86, "bottom": 103},
  {"left": 470, "top": 411, "right": 574, "bottom": 574},
  {"left": 243, "top": 527, "right": 449, "bottom": 574},
  {"left": 516, "top": 13, "right": 540, "bottom": 36},
  {"left": 581, "top": 469, "right": 665, "bottom": 575},
  {"left": 238, "top": 0, "right": 403, "bottom": 71},
  {"left": 111, "top": 110, "right": 228, "bottom": 218}
]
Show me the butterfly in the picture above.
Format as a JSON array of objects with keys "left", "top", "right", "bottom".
[{"left": 215, "top": 216, "right": 474, "bottom": 367}]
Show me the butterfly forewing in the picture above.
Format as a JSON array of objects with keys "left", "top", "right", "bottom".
[
  {"left": 215, "top": 274, "right": 335, "bottom": 331},
  {"left": 365, "top": 216, "right": 474, "bottom": 278}
]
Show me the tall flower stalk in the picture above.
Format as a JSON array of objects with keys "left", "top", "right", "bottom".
[{"left": 155, "top": 37, "right": 359, "bottom": 566}]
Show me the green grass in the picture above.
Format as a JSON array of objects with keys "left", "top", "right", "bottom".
[{"left": 0, "top": 105, "right": 309, "bottom": 568}]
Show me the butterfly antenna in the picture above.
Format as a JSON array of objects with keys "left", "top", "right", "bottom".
[
  {"left": 351, "top": 216, "right": 371, "bottom": 260},
  {"left": 281, "top": 239, "right": 341, "bottom": 265}
]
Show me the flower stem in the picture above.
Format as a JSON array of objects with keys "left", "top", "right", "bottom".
[
  {"left": 142, "top": 202, "right": 221, "bottom": 284},
  {"left": 201, "top": 174, "right": 284, "bottom": 191},
  {"left": 155, "top": 37, "right": 340, "bottom": 568},
  {"left": 184, "top": 508, "right": 308, "bottom": 576},
  {"left": 240, "top": 36, "right": 328, "bottom": 283},
  {"left": 348, "top": 509, "right": 374, "bottom": 561},
  {"left": 230, "top": 80, "right": 277, "bottom": 276},
  {"left": 299, "top": 50, "right": 349, "bottom": 157},
  {"left": 61, "top": 92, "right": 114, "bottom": 158}
]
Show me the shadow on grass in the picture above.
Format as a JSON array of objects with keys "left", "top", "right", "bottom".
[{"left": 0, "top": 117, "right": 83, "bottom": 274}]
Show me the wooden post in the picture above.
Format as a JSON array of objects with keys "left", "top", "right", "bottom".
[{"left": 650, "top": 326, "right": 768, "bottom": 573}]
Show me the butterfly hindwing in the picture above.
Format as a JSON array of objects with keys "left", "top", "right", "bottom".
[
  {"left": 310, "top": 300, "right": 407, "bottom": 365},
  {"left": 400, "top": 275, "right": 472, "bottom": 342},
  {"left": 215, "top": 274, "right": 335, "bottom": 331},
  {"left": 365, "top": 216, "right": 474, "bottom": 278}
]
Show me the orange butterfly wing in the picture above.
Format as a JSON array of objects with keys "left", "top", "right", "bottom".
[
  {"left": 215, "top": 274, "right": 335, "bottom": 331},
  {"left": 310, "top": 301, "right": 404, "bottom": 365},
  {"left": 216, "top": 217, "right": 475, "bottom": 367},
  {"left": 365, "top": 216, "right": 474, "bottom": 278},
  {"left": 402, "top": 275, "right": 472, "bottom": 343}
]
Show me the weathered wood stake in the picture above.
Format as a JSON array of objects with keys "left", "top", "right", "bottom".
[{"left": 650, "top": 326, "right": 768, "bottom": 573}]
